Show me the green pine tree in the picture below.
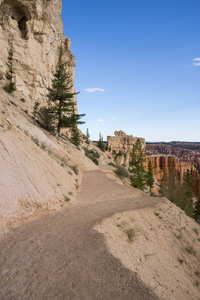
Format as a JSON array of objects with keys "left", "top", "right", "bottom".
[
  {"left": 183, "top": 169, "right": 193, "bottom": 200},
  {"left": 194, "top": 198, "right": 200, "bottom": 223},
  {"left": 181, "top": 169, "right": 194, "bottom": 217},
  {"left": 129, "top": 139, "right": 146, "bottom": 190},
  {"left": 159, "top": 169, "right": 194, "bottom": 217},
  {"left": 4, "top": 41, "right": 16, "bottom": 93},
  {"left": 33, "top": 100, "right": 55, "bottom": 132},
  {"left": 146, "top": 160, "right": 154, "bottom": 190},
  {"left": 86, "top": 128, "right": 90, "bottom": 145},
  {"left": 97, "top": 133, "right": 105, "bottom": 151},
  {"left": 47, "top": 47, "right": 78, "bottom": 134},
  {"left": 70, "top": 103, "right": 85, "bottom": 146}
]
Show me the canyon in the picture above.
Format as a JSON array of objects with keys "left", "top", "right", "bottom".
[
  {"left": 0, "top": 1, "right": 200, "bottom": 299},
  {"left": 107, "top": 134, "right": 200, "bottom": 197},
  {"left": 146, "top": 143, "right": 200, "bottom": 197}
]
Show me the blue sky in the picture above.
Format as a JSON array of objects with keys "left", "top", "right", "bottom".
[{"left": 62, "top": 0, "right": 200, "bottom": 142}]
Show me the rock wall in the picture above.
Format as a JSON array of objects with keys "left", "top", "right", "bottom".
[
  {"left": 0, "top": 0, "right": 75, "bottom": 110},
  {"left": 145, "top": 155, "right": 177, "bottom": 182},
  {"left": 107, "top": 130, "right": 146, "bottom": 154},
  {"left": 146, "top": 155, "right": 200, "bottom": 197}
]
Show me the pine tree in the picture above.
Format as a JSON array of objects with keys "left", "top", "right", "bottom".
[
  {"left": 4, "top": 41, "right": 16, "bottom": 93},
  {"left": 33, "top": 101, "right": 55, "bottom": 132},
  {"left": 160, "top": 169, "right": 194, "bottom": 217},
  {"left": 86, "top": 128, "right": 90, "bottom": 145},
  {"left": 70, "top": 103, "right": 85, "bottom": 146},
  {"left": 47, "top": 47, "right": 78, "bottom": 134},
  {"left": 183, "top": 169, "right": 193, "bottom": 200},
  {"left": 97, "top": 133, "right": 105, "bottom": 151},
  {"left": 181, "top": 169, "right": 194, "bottom": 217},
  {"left": 194, "top": 198, "right": 200, "bottom": 223},
  {"left": 129, "top": 139, "right": 146, "bottom": 190},
  {"left": 146, "top": 160, "right": 154, "bottom": 190}
]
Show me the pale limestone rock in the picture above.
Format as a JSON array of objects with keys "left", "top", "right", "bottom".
[
  {"left": 115, "top": 154, "right": 124, "bottom": 165},
  {"left": 114, "top": 130, "right": 127, "bottom": 137},
  {"left": 107, "top": 131, "right": 146, "bottom": 154},
  {"left": 0, "top": 0, "right": 76, "bottom": 111}
]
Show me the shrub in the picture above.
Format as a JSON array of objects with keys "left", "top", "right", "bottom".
[
  {"left": 126, "top": 228, "right": 136, "bottom": 242},
  {"left": 114, "top": 165, "right": 129, "bottom": 179},
  {"left": 64, "top": 196, "right": 70, "bottom": 202},
  {"left": 186, "top": 244, "right": 196, "bottom": 255},
  {"left": 84, "top": 148, "right": 99, "bottom": 165},
  {"left": 70, "top": 164, "right": 79, "bottom": 175},
  {"left": 36, "top": 106, "right": 55, "bottom": 132},
  {"left": 108, "top": 162, "right": 116, "bottom": 167}
]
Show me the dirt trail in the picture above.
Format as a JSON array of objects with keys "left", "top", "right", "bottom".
[{"left": 0, "top": 168, "right": 164, "bottom": 299}]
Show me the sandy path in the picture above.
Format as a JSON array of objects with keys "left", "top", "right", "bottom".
[{"left": 0, "top": 168, "right": 164, "bottom": 299}]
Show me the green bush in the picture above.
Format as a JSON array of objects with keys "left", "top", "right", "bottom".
[
  {"left": 84, "top": 148, "right": 99, "bottom": 165},
  {"left": 114, "top": 165, "right": 129, "bottom": 179},
  {"left": 70, "top": 164, "right": 79, "bottom": 175}
]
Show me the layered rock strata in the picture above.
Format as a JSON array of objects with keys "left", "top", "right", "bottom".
[
  {"left": 146, "top": 155, "right": 200, "bottom": 197},
  {"left": 0, "top": 0, "right": 75, "bottom": 109},
  {"left": 107, "top": 130, "right": 146, "bottom": 154}
]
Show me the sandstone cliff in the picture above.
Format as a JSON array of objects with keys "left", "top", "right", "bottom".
[
  {"left": 0, "top": 0, "right": 75, "bottom": 111},
  {"left": 107, "top": 130, "right": 146, "bottom": 154},
  {"left": 0, "top": 0, "right": 98, "bottom": 235},
  {"left": 146, "top": 155, "right": 200, "bottom": 197}
]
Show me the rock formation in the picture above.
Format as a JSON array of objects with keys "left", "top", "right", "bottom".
[
  {"left": 107, "top": 131, "right": 145, "bottom": 154},
  {"left": 0, "top": 0, "right": 75, "bottom": 110},
  {"left": 146, "top": 155, "right": 200, "bottom": 197}
]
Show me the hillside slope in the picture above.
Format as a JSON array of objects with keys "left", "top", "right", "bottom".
[
  {"left": 95, "top": 201, "right": 200, "bottom": 300},
  {"left": 0, "top": 89, "right": 97, "bottom": 234}
]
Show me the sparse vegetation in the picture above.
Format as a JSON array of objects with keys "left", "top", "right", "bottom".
[
  {"left": 86, "top": 128, "right": 90, "bottom": 145},
  {"left": 84, "top": 148, "right": 99, "bottom": 165},
  {"left": 178, "top": 258, "right": 185, "bottom": 264},
  {"left": 195, "top": 280, "right": 200, "bottom": 287},
  {"left": 97, "top": 133, "right": 105, "bottom": 151},
  {"left": 64, "top": 196, "right": 70, "bottom": 202},
  {"left": 31, "top": 136, "right": 39, "bottom": 146},
  {"left": 185, "top": 244, "right": 196, "bottom": 255},
  {"left": 126, "top": 228, "right": 136, "bottom": 242},
  {"left": 175, "top": 232, "right": 183, "bottom": 240},
  {"left": 146, "top": 161, "right": 154, "bottom": 190},
  {"left": 129, "top": 139, "right": 146, "bottom": 191},
  {"left": 144, "top": 253, "right": 157, "bottom": 259},
  {"left": 114, "top": 165, "right": 129, "bottom": 179},
  {"left": 4, "top": 41, "right": 16, "bottom": 94},
  {"left": 34, "top": 104, "right": 55, "bottom": 132},
  {"left": 160, "top": 169, "right": 194, "bottom": 218},
  {"left": 194, "top": 198, "right": 200, "bottom": 224},
  {"left": 108, "top": 162, "right": 116, "bottom": 167},
  {"left": 70, "top": 164, "right": 79, "bottom": 175},
  {"left": 195, "top": 270, "right": 200, "bottom": 278}
]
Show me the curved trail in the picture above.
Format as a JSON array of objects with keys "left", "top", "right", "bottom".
[{"left": 0, "top": 168, "right": 164, "bottom": 299}]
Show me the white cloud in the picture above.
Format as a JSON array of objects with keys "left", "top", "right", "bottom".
[
  {"left": 111, "top": 117, "right": 116, "bottom": 121},
  {"left": 97, "top": 119, "right": 104, "bottom": 123},
  {"left": 85, "top": 88, "right": 105, "bottom": 93},
  {"left": 193, "top": 58, "right": 200, "bottom": 66}
]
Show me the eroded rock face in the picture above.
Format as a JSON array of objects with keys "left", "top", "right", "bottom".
[
  {"left": 107, "top": 131, "right": 146, "bottom": 153},
  {"left": 0, "top": 0, "right": 75, "bottom": 107},
  {"left": 146, "top": 155, "right": 200, "bottom": 197}
]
